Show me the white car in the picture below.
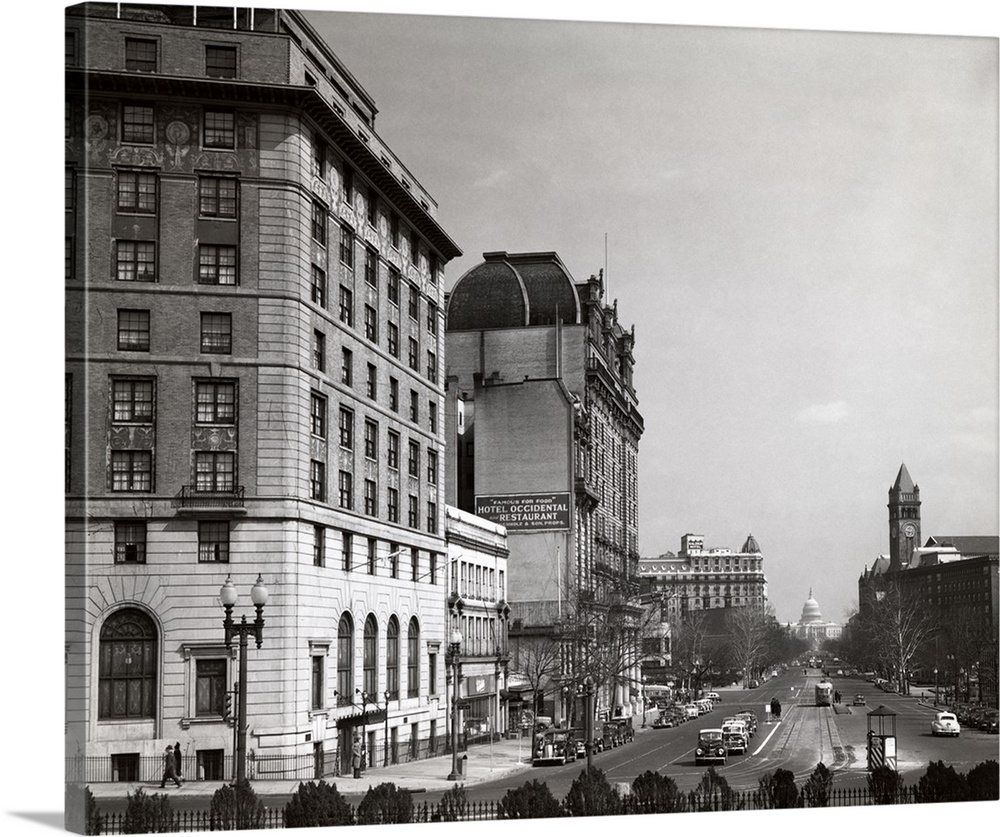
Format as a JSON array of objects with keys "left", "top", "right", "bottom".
[{"left": 931, "top": 712, "right": 961, "bottom": 737}]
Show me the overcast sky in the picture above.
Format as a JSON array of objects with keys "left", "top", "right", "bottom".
[{"left": 304, "top": 4, "right": 998, "bottom": 624}]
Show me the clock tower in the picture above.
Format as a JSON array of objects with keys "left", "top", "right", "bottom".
[{"left": 888, "top": 463, "right": 921, "bottom": 572}]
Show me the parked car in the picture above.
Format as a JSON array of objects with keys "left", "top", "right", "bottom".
[
  {"left": 736, "top": 710, "right": 758, "bottom": 736},
  {"left": 852, "top": 694, "right": 866, "bottom": 706},
  {"left": 612, "top": 717, "right": 635, "bottom": 743},
  {"left": 532, "top": 728, "right": 577, "bottom": 765},
  {"left": 931, "top": 711, "right": 961, "bottom": 738},
  {"left": 652, "top": 713, "right": 673, "bottom": 729},
  {"left": 704, "top": 691, "right": 721, "bottom": 703},
  {"left": 684, "top": 703, "right": 700, "bottom": 720},
  {"left": 695, "top": 729, "right": 727, "bottom": 765},
  {"left": 980, "top": 710, "right": 998, "bottom": 734}
]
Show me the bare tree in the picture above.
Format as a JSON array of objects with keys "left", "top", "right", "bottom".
[
  {"left": 865, "top": 579, "right": 938, "bottom": 695},
  {"left": 671, "top": 609, "right": 726, "bottom": 698},
  {"left": 507, "top": 631, "right": 563, "bottom": 717},
  {"left": 725, "top": 605, "right": 771, "bottom": 687}
]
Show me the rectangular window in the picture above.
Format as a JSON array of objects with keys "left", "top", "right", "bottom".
[
  {"left": 366, "top": 363, "right": 377, "bottom": 399},
  {"left": 117, "top": 170, "right": 157, "bottom": 213},
  {"left": 195, "top": 451, "right": 235, "bottom": 492},
  {"left": 338, "top": 470, "right": 353, "bottom": 510},
  {"left": 198, "top": 244, "right": 237, "bottom": 285},
  {"left": 364, "top": 478, "right": 377, "bottom": 516},
  {"left": 204, "top": 110, "right": 235, "bottom": 149},
  {"left": 411, "top": 231, "right": 420, "bottom": 267},
  {"left": 339, "top": 285, "right": 353, "bottom": 327},
  {"left": 313, "top": 524, "right": 325, "bottom": 567},
  {"left": 387, "top": 322, "right": 399, "bottom": 358},
  {"left": 311, "top": 655, "right": 324, "bottom": 710},
  {"left": 411, "top": 547, "right": 419, "bottom": 582},
  {"left": 195, "top": 380, "right": 236, "bottom": 424},
  {"left": 342, "top": 165, "right": 354, "bottom": 206},
  {"left": 312, "top": 201, "right": 327, "bottom": 245},
  {"left": 310, "top": 391, "right": 327, "bottom": 438},
  {"left": 111, "top": 450, "right": 153, "bottom": 491},
  {"left": 408, "top": 441, "right": 419, "bottom": 478},
  {"left": 387, "top": 267, "right": 400, "bottom": 306},
  {"left": 125, "top": 38, "right": 157, "bottom": 72},
  {"left": 311, "top": 133, "right": 325, "bottom": 179},
  {"left": 122, "top": 104, "right": 154, "bottom": 144},
  {"left": 429, "top": 552, "right": 438, "bottom": 585},
  {"left": 65, "top": 238, "right": 74, "bottom": 281},
  {"left": 114, "top": 521, "right": 147, "bottom": 564},
  {"left": 112, "top": 378, "right": 154, "bottom": 423},
  {"left": 198, "top": 521, "right": 230, "bottom": 563},
  {"left": 339, "top": 224, "right": 354, "bottom": 268},
  {"left": 427, "top": 302, "right": 438, "bottom": 335},
  {"left": 427, "top": 501, "right": 437, "bottom": 534},
  {"left": 408, "top": 338, "right": 418, "bottom": 371},
  {"left": 387, "top": 430, "right": 400, "bottom": 470},
  {"left": 389, "top": 378, "right": 399, "bottom": 412},
  {"left": 66, "top": 168, "right": 75, "bottom": 211},
  {"left": 364, "top": 419, "right": 378, "bottom": 460},
  {"left": 427, "top": 449, "right": 438, "bottom": 484},
  {"left": 115, "top": 241, "right": 156, "bottom": 283},
  {"left": 311, "top": 265, "right": 326, "bottom": 308},
  {"left": 310, "top": 460, "right": 326, "bottom": 501},
  {"left": 388, "top": 545, "right": 399, "bottom": 579},
  {"left": 198, "top": 176, "right": 237, "bottom": 218},
  {"left": 314, "top": 330, "right": 326, "bottom": 371},
  {"left": 341, "top": 347, "right": 353, "bottom": 386},
  {"left": 408, "top": 495, "right": 418, "bottom": 529},
  {"left": 429, "top": 401, "right": 437, "bottom": 434},
  {"left": 117, "top": 309, "right": 150, "bottom": 352},
  {"left": 429, "top": 652, "right": 437, "bottom": 694},
  {"left": 390, "top": 212, "right": 400, "bottom": 249},
  {"left": 409, "top": 390, "right": 418, "bottom": 423},
  {"left": 206, "top": 44, "right": 237, "bottom": 78},
  {"left": 429, "top": 253, "right": 439, "bottom": 285},
  {"left": 196, "top": 659, "right": 227, "bottom": 717},
  {"left": 364, "top": 305, "right": 378, "bottom": 343},
  {"left": 427, "top": 351, "right": 437, "bottom": 383},
  {"left": 364, "top": 247, "right": 378, "bottom": 287},
  {"left": 387, "top": 487, "right": 399, "bottom": 523},
  {"left": 366, "top": 186, "right": 377, "bottom": 226},
  {"left": 367, "top": 537, "right": 377, "bottom": 574},
  {"left": 338, "top": 407, "right": 354, "bottom": 449},
  {"left": 200, "top": 313, "right": 232, "bottom": 354},
  {"left": 408, "top": 285, "right": 419, "bottom": 320},
  {"left": 341, "top": 531, "right": 353, "bottom": 572}
]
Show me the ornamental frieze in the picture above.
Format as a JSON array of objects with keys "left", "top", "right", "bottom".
[
  {"left": 191, "top": 426, "right": 238, "bottom": 451},
  {"left": 192, "top": 151, "right": 240, "bottom": 173},
  {"left": 362, "top": 224, "right": 379, "bottom": 247},
  {"left": 310, "top": 437, "right": 328, "bottom": 459},
  {"left": 110, "top": 146, "right": 164, "bottom": 168},
  {"left": 339, "top": 204, "right": 357, "bottom": 229},
  {"left": 311, "top": 177, "right": 332, "bottom": 206},
  {"left": 109, "top": 426, "right": 155, "bottom": 450},
  {"left": 84, "top": 106, "right": 114, "bottom": 165}
]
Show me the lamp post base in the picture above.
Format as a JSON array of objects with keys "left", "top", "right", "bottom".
[{"left": 447, "top": 771, "right": 461, "bottom": 781}]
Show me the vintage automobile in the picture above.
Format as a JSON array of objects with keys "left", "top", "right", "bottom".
[
  {"left": 722, "top": 720, "right": 749, "bottom": 754},
  {"left": 704, "top": 691, "right": 722, "bottom": 703},
  {"left": 684, "top": 703, "right": 701, "bottom": 720},
  {"left": 930, "top": 712, "right": 961, "bottom": 738},
  {"left": 612, "top": 716, "right": 635, "bottom": 743},
  {"left": 695, "top": 728, "right": 727, "bottom": 765},
  {"left": 852, "top": 694, "right": 866, "bottom": 706},
  {"left": 652, "top": 712, "right": 673, "bottom": 729},
  {"left": 736, "top": 710, "right": 758, "bottom": 736},
  {"left": 532, "top": 727, "right": 578, "bottom": 766}
]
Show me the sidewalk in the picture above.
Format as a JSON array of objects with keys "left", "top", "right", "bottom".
[
  {"left": 88, "top": 716, "right": 663, "bottom": 804},
  {"left": 87, "top": 734, "right": 537, "bottom": 803}
]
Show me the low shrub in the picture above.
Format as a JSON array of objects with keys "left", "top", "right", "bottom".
[
  {"left": 356, "top": 782, "right": 413, "bottom": 824},
  {"left": 283, "top": 780, "right": 353, "bottom": 827},
  {"left": 499, "top": 779, "right": 562, "bottom": 819},
  {"left": 563, "top": 766, "right": 621, "bottom": 817}
]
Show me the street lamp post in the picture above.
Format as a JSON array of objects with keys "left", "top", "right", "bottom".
[
  {"left": 220, "top": 574, "right": 269, "bottom": 784},
  {"left": 583, "top": 676, "right": 595, "bottom": 772},
  {"left": 934, "top": 667, "right": 939, "bottom": 706},
  {"left": 447, "top": 628, "right": 463, "bottom": 781},
  {"left": 383, "top": 690, "right": 391, "bottom": 767},
  {"left": 641, "top": 676, "right": 647, "bottom": 728}
]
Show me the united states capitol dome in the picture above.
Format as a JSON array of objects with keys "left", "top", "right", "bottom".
[{"left": 800, "top": 589, "right": 823, "bottom": 624}]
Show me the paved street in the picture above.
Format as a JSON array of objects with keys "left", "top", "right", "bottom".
[{"left": 87, "top": 667, "right": 998, "bottom": 814}]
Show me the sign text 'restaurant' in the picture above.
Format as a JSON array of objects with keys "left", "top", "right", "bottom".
[{"left": 474, "top": 492, "right": 571, "bottom": 532}]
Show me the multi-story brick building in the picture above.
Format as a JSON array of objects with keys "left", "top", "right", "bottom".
[
  {"left": 444, "top": 251, "right": 644, "bottom": 722},
  {"left": 65, "top": 4, "right": 462, "bottom": 784}
]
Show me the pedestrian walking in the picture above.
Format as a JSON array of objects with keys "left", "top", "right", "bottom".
[
  {"left": 173, "top": 741, "right": 182, "bottom": 779},
  {"left": 160, "top": 745, "right": 182, "bottom": 788},
  {"left": 352, "top": 733, "right": 362, "bottom": 779}
]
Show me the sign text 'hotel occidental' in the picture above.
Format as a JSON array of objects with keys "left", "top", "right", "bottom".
[{"left": 474, "top": 492, "right": 571, "bottom": 532}]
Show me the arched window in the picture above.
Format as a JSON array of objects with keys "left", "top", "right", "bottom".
[
  {"left": 363, "top": 614, "right": 378, "bottom": 696},
  {"left": 386, "top": 616, "right": 399, "bottom": 700},
  {"left": 407, "top": 618, "right": 420, "bottom": 698},
  {"left": 337, "top": 613, "right": 353, "bottom": 706},
  {"left": 98, "top": 608, "right": 157, "bottom": 720}
]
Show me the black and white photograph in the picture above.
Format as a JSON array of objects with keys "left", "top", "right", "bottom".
[{"left": 2, "top": 2, "right": 998, "bottom": 835}]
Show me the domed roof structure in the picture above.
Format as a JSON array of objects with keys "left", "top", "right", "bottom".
[
  {"left": 800, "top": 589, "right": 823, "bottom": 623},
  {"left": 741, "top": 533, "right": 760, "bottom": 553},
  {"left": 446, "top": 251, "right": 581, "bottom": 331}
]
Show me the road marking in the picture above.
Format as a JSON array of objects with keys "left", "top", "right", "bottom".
[{"left": 752, "top": 721, "right": 782, "bottom": 756}]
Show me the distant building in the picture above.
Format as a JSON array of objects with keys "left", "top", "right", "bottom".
[
  {"left": 788, "top": 589, "right": 842, "bottom": 649},
  {"left": 857, "top": 463, "right": 998, "bottom": 703},
  {"left": 445, "top": 251, "right": 644, "bottom": 721}
]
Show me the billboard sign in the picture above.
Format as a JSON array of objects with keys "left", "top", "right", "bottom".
[{"left": 474, "top": 492, "right": 572, "bottom": 532}]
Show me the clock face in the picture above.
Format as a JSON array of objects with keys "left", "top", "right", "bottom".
[{"left": 903, "top": 523, "right": 916, "bottom": 538}]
